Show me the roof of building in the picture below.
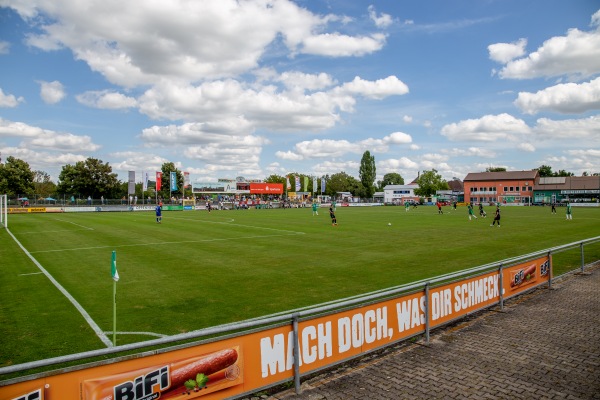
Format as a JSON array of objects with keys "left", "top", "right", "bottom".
[
  {"left": 534, "top": 176, "right": 600, "bottom": 190},
  {"left": 464, "top": 170, "right": 538, "bottom": 182},
  {"left": 447, "top": 179, "right": 463, "bottom": 192}
]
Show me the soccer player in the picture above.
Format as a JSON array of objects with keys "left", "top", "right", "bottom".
[
  {"left": 566, "top": 201, "right": 572, "bottom": 220},
  {"left": 467, "top": 204, "right": 477, "bottom": 220},
  {"left": 491, "top": 206, "right": 500, "bottom": 227},
  {"left": 551, "top": 202, "right": 557, "bottom": 214},
  {"left": 405, "top": 201, "right": 410, "bottom": 212},
  {"left": 329, "top": 206, "right": 337, "bottom": 226},
  {"left": 312, "top": 202, "right": 319, "bottom": 216},
  {"left": 437, "top": 201, "right": 443, "bottom": 214},
  {"left": 478, "top": 203, "right": 486, "bottom": 217},
  {"left": 155, "top": 204, "right": 162, "bottom": 223}
]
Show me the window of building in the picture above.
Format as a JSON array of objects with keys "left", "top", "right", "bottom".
[{"left": 503, "top": 187, "right": 508, "bottom": 192}]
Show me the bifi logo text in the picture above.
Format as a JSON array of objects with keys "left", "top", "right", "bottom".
[
  {"left": 114, "top": 366, "right": 169, "bottom": 400},
  {"left": 12, "top": 389, "right": 40, "bottom": 400}
]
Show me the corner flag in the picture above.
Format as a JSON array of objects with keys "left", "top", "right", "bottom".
[{"left": 111, "top": 250, "right": 119, "bottom": 282}]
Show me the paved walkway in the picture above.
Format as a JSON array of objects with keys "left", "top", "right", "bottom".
[{"left": 264, "top": 265, "right": 600, "bottom": 400}]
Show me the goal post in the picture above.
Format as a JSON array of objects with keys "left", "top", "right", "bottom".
[{"left": 0, "top": 194, "right": 7, "bottom": 228}]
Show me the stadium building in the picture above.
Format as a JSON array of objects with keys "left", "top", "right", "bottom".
[
  {"left": 464, "top": 170, "right": 538, "bottom": 205},
  {"left": 534, "top": 176, "right": 600, "bottom": 204}
]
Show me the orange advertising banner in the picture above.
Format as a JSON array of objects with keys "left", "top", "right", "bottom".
[
  {"left": 249, "top": 183, "right": 283, "bottom": 194},
  {"left": 503, "top": 255, "right": 551, "bottom": 298},
  {"left": 1, "top": 256, "right": 550, "bottom": 400}
]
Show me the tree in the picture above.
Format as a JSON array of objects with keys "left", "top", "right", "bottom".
[
  {"left": 0, "top": 156, "right": 35, "bottom": 197},
  {"left": 534, "top": 165, "right": 574, "bottom": 177},
  {"left": 378, "top": 172, "right": 404, "bottom": 190},
  {"left": 414, "top": 169, "right": 449, "bottom": 197},
  {"left": 33, "top": 170, "right": 57, "bottom": 198},
  {"left": 486, "top": 167, "right": 506, "bottom": 172},
  {"left": 535, "top": 165, "right": 553, "bottom": 177},
  {"left": 359, "top": 151, "right": 376, "bottom": 199},
  {"left": 159, "top": 162, "right": 183, "bottom": 199},
  {"left": 56, "top": 158, "right": 120, "bottom": 198},
  {"left": 325, "top": 172, "right": 356, "bottom": 197}
]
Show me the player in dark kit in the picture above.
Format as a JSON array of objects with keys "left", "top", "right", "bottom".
[
  {"left": 155, "top": 204, "right": 162, "bottom": 223},
  {"left": 329, "top": 206, "right": 337, "bottom": 226},
  {"left": 491, "top": 206, "right": 500, "bottom": 227}
]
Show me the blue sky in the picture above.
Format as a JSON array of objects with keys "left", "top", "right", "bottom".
[{"left": 0, "top": 0, "right": 599, "bottom": 184}]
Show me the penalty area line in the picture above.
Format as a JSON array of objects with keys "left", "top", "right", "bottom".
[
  {"left": 6, "top": 227, "right": 114, "bottom": 348},
  {"left": 29, "top": 232, "right": 304, "bottom": 254}
]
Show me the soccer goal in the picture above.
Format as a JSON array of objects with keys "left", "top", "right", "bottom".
[{"left": 0, "top": 194, "right": 7, "bottom": 228}]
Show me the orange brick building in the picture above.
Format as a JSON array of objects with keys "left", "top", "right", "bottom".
[{"left": 463, "top": 170, "right": 538, "bottom": 205}]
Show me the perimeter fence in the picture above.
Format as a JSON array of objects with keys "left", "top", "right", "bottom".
[{"left": 0, "top": 234, "right": 599, "bottom": 400}]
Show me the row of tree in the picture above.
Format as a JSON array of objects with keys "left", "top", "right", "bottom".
[{"left": 0, "top": 152, "right": 592, "bottom": 201}]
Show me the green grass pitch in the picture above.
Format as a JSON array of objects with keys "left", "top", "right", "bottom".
[{"left": 1, "top": 204, "right": 599, "bottom": 368}]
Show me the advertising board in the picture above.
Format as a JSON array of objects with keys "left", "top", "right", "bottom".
[{"left": 0, "top": 256, "right": 551, "bottom": 400}]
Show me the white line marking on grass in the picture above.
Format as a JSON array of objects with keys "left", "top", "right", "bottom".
[
  {"left": 18, "top": 228, "right": 94, "bottom": 234},
  {"left": 29, "top": 232, "right": 304, "bottom": 254},
  {"left": 53, "top": 218, "right": 95, "bottom": 230},
  {"left": 170, "top": 216, "right": 306, "bottom": 235},
  {"left": 19, "top": 272, "right": 43, "bottom": 276},
  {"left": 103, "top": 331, "right": 168, "bottom": 338},
  {"left": 6, "top": 228, "right": 114, "bottom": 348}
]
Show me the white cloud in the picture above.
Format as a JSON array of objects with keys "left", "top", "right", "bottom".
[
  {"left": 517, "top": 142, "right": 536, "bottom": 152},
  {"left": 301, "top": 33, "right": 387, "bottom": 57},
  {"left": 0, "top": 88, "right": 24, "bottom": 107},
  {"left": 311, "top": 160, "right": 360, "bottom": 176},
  {"left": 12, "top": 0, "right": 387, "bottom": 87},
  {"left": 26, "top": 133, "right": 100, "bottom": 151},
  {"left": 442, "top": 147, "right": 496, "bottom": 158},
  {"left": 280, "top": 131, "right": 413, "bottom": 161},
  {"left": 0, "top": 118, "right": 100, "bottom": 151},
  {"left": 0, "top": 118, "right": 47, "bottom": 137},
  {"left": 533, "top": 115, "right": 600, "bottom": 141},
  {"left": 0, "top": 41, "right": 10, "bottom": 54},
  {"left": 39, "top": 80, "right": 66, "bottom": 104},
  {"left": 275, "top": 151, "right": 304, "bottom": 161},
  {"left": 76, "top": 90, "right": 137, "bottom": 109},
  {"left": 368, "top": 5, "right": 393, "bottom": 29},
  {"left": 440, "top": 113, "right": 531, "bottom": 142},
  {"left": 140, "top": 121, "right": 263, "bottom": 146},
  {"left": 515, "top": 77, "right": 600, "bottom": 115},
  {"left": 488, "top": 38, "right": 527, "bottom": 64},
  {"left": 336, "top": 75, "right": 409, "bottom": 100},
  {"left": 498, "top": 25, "right": 600, "bottom": 80},
  {"left": 403, "top": 115, "right": 413, "bottom": 123}
]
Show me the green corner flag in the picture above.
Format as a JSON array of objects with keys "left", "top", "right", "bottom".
[
  {"left": 111, "top": 250, "right": 118, "bottom": 346},
  {"left": 111, "top": 250, "right": 119, "bottom": 282}
]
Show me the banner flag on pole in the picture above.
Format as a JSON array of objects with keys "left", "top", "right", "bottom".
[
  {"left": 128, "top": 171, "right": 135, "bottom": 195},
  {"left": 303, "top": 176, "right": 308, "bottom": 192},
  {"left": 170, "top": 171, "right": 178, "bottom": 191},
  {"left": 143, "top": 171, "right": 148, "bottom": 191},
  {"left": 156, "top": 172, "right": 162, "bottom": 191},
  {"left": 111, "top": 250, "right": 119, "bottom": 282},
  {"left": 313, "top": 177, "right": 317, "bottom": 193},
  {"left": 184, "top": 172, "right": 190, "bottom": 188},
  {"left": 321, "top": 178, "right": 326, "bottom": 194},
  {"left": 295, "top": 176, "right": 300, "bottom": 192},
  {"left": 286, "top": 176, "right": 291, "bottom": 191}
]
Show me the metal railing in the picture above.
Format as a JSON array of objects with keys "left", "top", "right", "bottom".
[{"left": 1, "top": 235, "right": 599, "bottom": 392}]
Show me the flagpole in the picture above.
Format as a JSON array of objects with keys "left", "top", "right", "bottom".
[
  {"left": 111, "top": 250, "right": 119, "bottom": 346},
  {"left": 113, "top": 278, "right": 117, "bottom": 346}
]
